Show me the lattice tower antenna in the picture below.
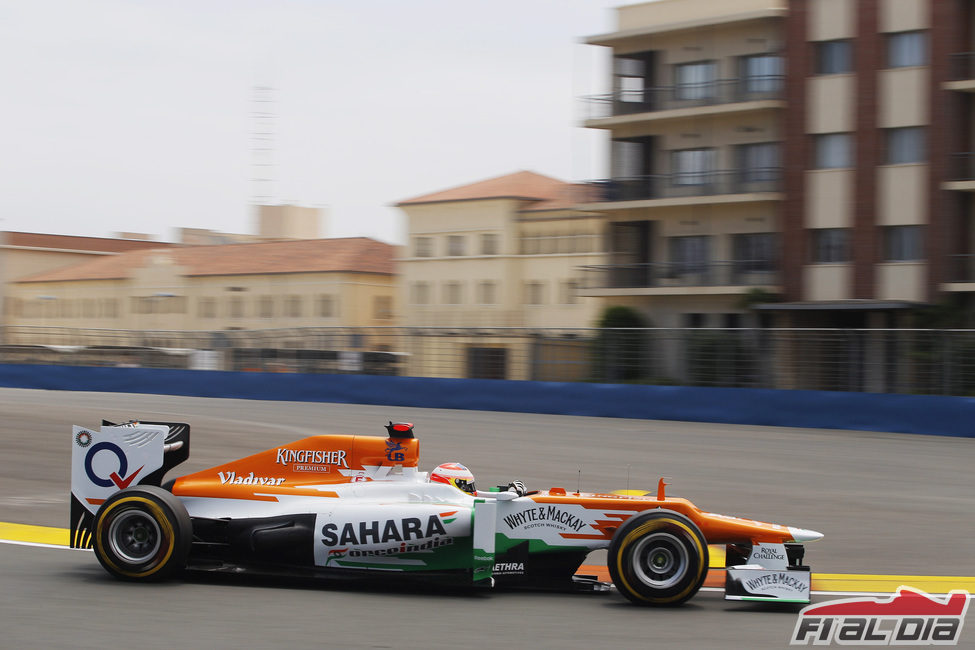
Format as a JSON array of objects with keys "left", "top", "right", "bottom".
[{"left": 250, "top": 85, "right": 276, "bottom": 205}]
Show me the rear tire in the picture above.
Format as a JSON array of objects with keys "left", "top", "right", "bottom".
[
  {"left": 608, "top": 509, "right": 709, "bottom": 606},
  {"left": 93, "top": 485, "right": 191, "bottom": 581}
]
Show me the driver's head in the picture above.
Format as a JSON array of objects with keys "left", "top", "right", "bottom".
[{"left": 430, "top": 462, "right": 476, "bottom": 495}]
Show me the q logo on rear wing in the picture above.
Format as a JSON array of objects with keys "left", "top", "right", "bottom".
[{"left": 70, "top": 422, "right": 184, "bottom": 549}]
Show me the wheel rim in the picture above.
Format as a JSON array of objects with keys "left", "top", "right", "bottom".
[
  {"left": 108, "top": 509, "right": 162, "bottom": 564},
  {"left": 631, "top": 532, "right": 688, "bottom": 589}
]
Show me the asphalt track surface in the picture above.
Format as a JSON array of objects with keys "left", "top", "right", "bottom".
[{"left": 1, "top": 387, "right": 973, "bottom": 649}]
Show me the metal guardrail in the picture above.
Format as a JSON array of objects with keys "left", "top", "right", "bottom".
[
  {"left": 582, "top": 77, "right": 783, "bottom": 120},
  {"left": 581, "top": 169, "right": 781, "bottom": 203},
  {"left": 578, "top": 261, "right": 778, "bottom": 289},
  {"left": 4, "top": 326, "right": 975, "bottom": 396}
]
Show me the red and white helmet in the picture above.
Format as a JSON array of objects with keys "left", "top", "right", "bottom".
[{"left": 430, "top": 462, "right": 476, "bottom": 495}]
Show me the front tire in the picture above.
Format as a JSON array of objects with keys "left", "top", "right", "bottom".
[
  {"left": 608, "top": 510, "right": 709, "bottom": 606},
  {"left": 93, "top": 485, "right": 191, "bottom": 581}
]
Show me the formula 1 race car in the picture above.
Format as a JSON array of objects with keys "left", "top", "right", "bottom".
[{"left": 70, "top": 420, "right": 823, "bottom": 606}]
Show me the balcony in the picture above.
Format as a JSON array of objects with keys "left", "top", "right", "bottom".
[
  {"left": 578, "top": 261, "right": 779, "bottom": 295},
  {"left": 582, "top": 77, "right": 783, "bottom": 123},
  {"left": 944, "top": 53, "right": 975, "bottom": 91},
  {"left": 945, "top": 255, "right": 975, "bottom": 287},
  {"left": 579, "top": 169, "right": 782, "bottom": 207}
]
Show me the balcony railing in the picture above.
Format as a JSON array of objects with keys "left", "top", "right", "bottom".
[
  {"left": 950, "top": 52, "right": 975, "bottom": 81},
  {"left": 582, "top": 77, "right": 783, "bottom": 120},
  {"left": 579, "top": 261, "right": 779, "bottom": 290},
  {"left": 581, "top": 169, "right": 782, "bottom": 203}
]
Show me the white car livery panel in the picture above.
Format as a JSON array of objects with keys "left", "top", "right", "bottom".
[
  {"left": 313, "top": 503, "right": 473, "bottom": 570},
  {"left": 71, "top": 424, "right": 168, "bottom": 517}
]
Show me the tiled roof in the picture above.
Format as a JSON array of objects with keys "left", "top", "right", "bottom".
[
  {"left": 396, "top": 170, "right": 569, "bottom": 206},
  {"left": 3, "top": 231, "right": 172, "bottom": 253},
  {"left": 16, "top": 237, "right": 396, "bottom": 283},
  {"left": 519, "top": 184, "right": 601, "bottom": 212}
]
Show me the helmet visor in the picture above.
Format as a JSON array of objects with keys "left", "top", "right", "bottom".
[{"left": 453, "top": 478, "right": 476, "bottom": 495}]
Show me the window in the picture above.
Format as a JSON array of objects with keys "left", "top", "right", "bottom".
[
  {"left": 199, "top": 297, "right": 216, "bottom": 319},
  {"left": 480, "top": 233, "right": 499, "bottom": 255},
  {"left": 258, "top": 296, "right": 273, "bottom": 318},
  {"left": 669, "top": 235, "right": 710, "bottom": 273},
  {"left": 447, "top": 235, "right": 465, "bottom": 256},
  {"left": 410, "top": 282, "right": 430, "bottom": 305},
  {"left": 476, "top": 281, "right": 497, "bottom": 305},
  {"left": 615, "top": 56, "right": 645, "bottom": 103},
  {"left": 885, "top": 127, "right": 925, "bottom": 164},
  {"left": 414, "top": 236, "right": 433, "bottom": 258},
  {"left": 103, "top": 299, "right": 118, "bottom": 319},
  {"left": 741, "top": 54, "right": 782, "bottom": 93},
  {"left": 559, "top": 279, "right": 579, "bottom": 305},
  {"left": 674, "top": 61, "right": 716, "bottom": 101},
  {"left": 887, "top": 31, "right": 927, "bottom": 68},
  {"left": 814, "top": 133, "right": 853, "bottom": 169},
  {"left": 883, "top": 225, "right": 923, "bottom": 261},
  {"left": 684, "top": 313, "right": 705, "bottom": 328},
  {"left": 443, "top": 282, "right": 462, "bottom": 305},
  {"left": 315, "top": 294, "right": 335, "bottom": 318},
  {"left": 285, "top": 295, "right": 302, "bottom": 318},
  {"left": 738, "top": 142, "right": 780, "bottom": 183},
  {"left": 373, "top": 296, "right": 393, "bottom": 320},
  {"left": 815, "top": 40, "right": 853, "bottom": 74},
  {"left": 811, "top": 228, "right": 850, "bottom": 263},
  {"left": 229, "top": 296, "right": 244, "bottom": 319},
  {"left": 732, "top": 233, "right": 776, "bottom": 271},
  {"left": 672, "top": 148, "right": 716, "bottom": 185},
  {"left": 524, "top": 281, "right": 545, "bottom": 305}
]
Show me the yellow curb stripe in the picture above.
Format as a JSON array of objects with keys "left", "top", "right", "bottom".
[
  {"left": 4, "top": 522, "right": 973, "bottom": 595},
  {"left": 812, "top": 573, "right": 975, "bottom": 594},
  {"left": 0, "top": 522, "right": 71, "bottom": 546}
]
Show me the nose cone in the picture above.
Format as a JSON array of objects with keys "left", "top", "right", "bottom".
[{"left": 788, "top": 526, "right": 824, "bottom": 543}]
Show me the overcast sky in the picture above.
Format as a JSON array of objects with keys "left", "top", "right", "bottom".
[{"left": 2, "top": 0, "right": 622, "bottom": 244}]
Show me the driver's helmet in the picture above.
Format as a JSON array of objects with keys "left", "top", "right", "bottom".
[{"left": 430, "top": 462, "right": 476, "bottom": 495}]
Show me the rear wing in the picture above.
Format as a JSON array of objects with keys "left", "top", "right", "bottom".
[{"left": 69, "top": 420, "right": 190, "bottom": 549}]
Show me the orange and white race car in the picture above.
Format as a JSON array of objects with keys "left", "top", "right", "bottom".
[{"left": 70, "top": 419, "right": 822, "bottom": 606}]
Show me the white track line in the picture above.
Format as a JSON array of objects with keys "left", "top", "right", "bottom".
[{"left": 0, "top": 538, "right": 91, "bottom": 551}]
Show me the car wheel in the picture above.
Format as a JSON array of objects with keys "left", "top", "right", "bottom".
[
  {"left": 608, "top": 509, "right": 709, "bottom": 606},
  {"left": 93, "top": 485, "right": 191, "bottom": 581}
]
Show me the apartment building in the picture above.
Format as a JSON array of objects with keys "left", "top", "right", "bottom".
[
  {"left": 579, "top": 0, "right": 973, "bottom": 330},
  {"left": 396, "top": 171, "right": 604, "bottom": 379}
]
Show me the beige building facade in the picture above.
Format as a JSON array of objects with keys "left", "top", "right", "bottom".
[
  {"left": 579, "top": 0, "right": 786, "bottom": 329},
  {"left": 8, "top": 238, "right": 397, "bottom": 334},
  {"left": 396, "top": 171, "right": 605, "bottom": 380},
  {"left": 397, "top": 171, "right": 605, "bottom": 329}
]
